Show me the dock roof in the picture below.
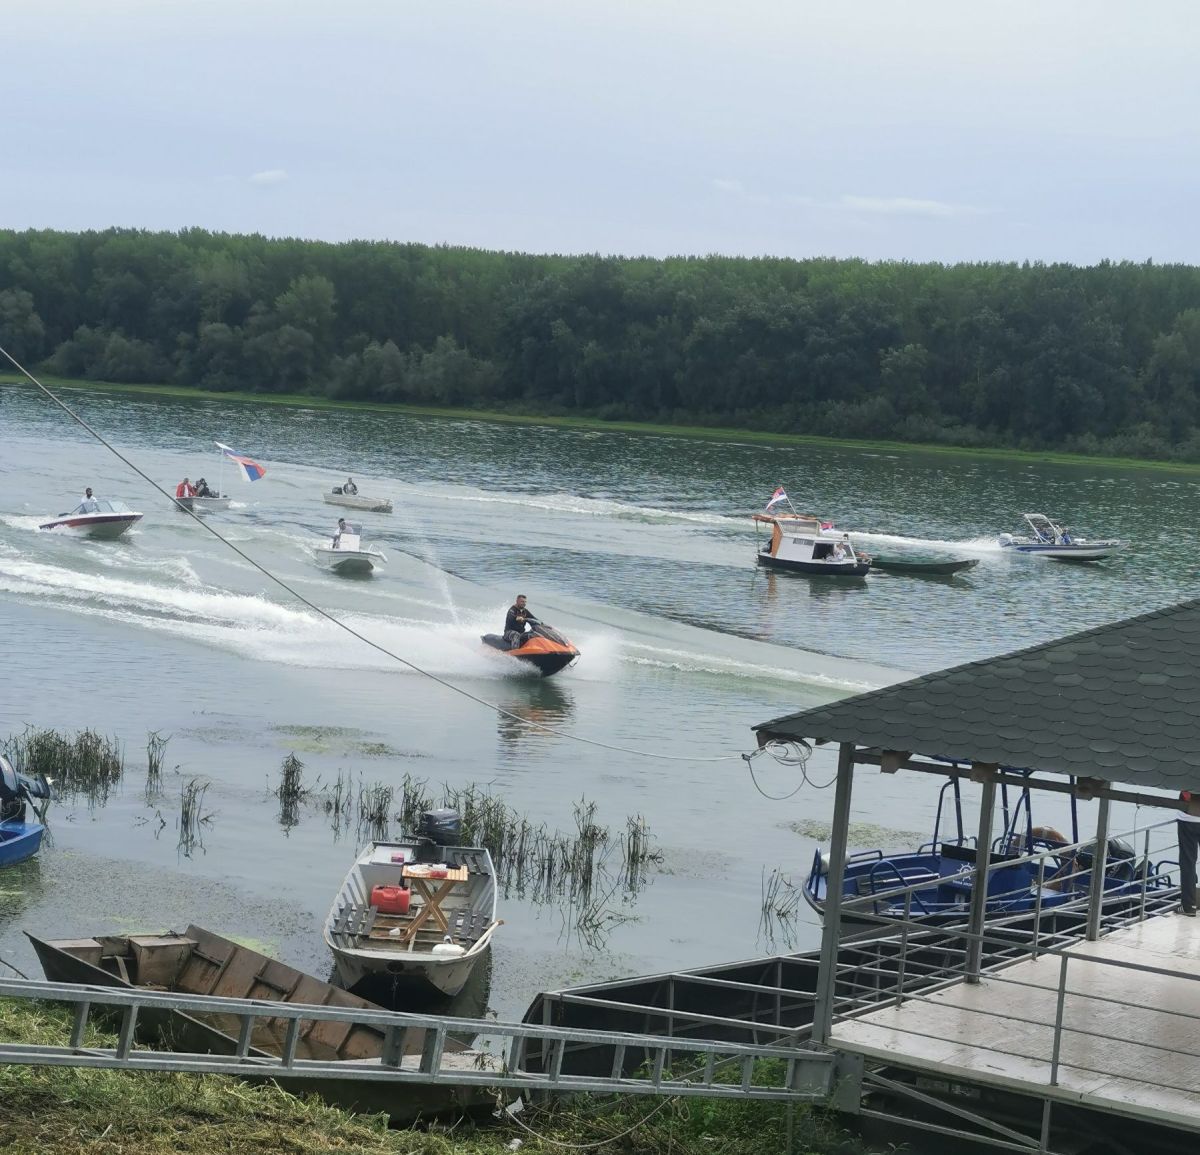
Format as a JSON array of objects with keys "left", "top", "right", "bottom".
[{"left": 754, "top": 597, "right": 1200, "bottom": 792}]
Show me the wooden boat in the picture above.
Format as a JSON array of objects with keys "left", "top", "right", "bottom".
[
  {"left": 324, "top": 816, "right": 500, "bottom": 1003},
  {"left": 27, "top": 924, "right": 491, "bottom": 1121},
  {"left": 323, "top": 487, "right": 393, "bottom": 513},
  {"left": 870, "top": 557, "right": 979, "bottom": 577}
]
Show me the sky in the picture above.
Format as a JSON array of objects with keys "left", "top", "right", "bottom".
[{"left": 4, "top": 0, "right": 1199, "bottom": 264}]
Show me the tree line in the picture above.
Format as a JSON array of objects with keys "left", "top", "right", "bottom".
[{"left": 3, "top": 227, "right": 1200, "bottom": 461}]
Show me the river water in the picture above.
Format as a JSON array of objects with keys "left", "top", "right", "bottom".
[{"left": 0, "top": 382, "right": 1194, "bottom": 1018}]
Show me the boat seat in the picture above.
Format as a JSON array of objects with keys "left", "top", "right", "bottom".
[
  {"left": 449, "top": 910, "right": 490, "bottom": 944},
  {"left": 456, "top": 850, "right": 488, "bottom": 876},
  {"left": 331, "top": 903, "right": 378, "bottom": 947}
]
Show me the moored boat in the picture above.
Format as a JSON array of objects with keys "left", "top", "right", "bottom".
[
  {"left": 39, "top": 498, "right": 142, "bottom": 539},
  {"left": 27, "top": 924, "right": 492, "bottom": 1121},
  {"left": 324, "top": 812, "right": 500, "bottom": 1003},
  {"left": 870, "top": 556, "right": 979, "bottom": 577},
  {"left": 0, "top": 756, "right": 51, "bottom": 868},
  {"left": 481, "top": 620, "right": 580, "bottom": 677},
  {"left": 998, "top": 513, "right": 1124, "bottom": 561},
  {"left": 312, "top": 522, "right": 387, "bottom": 574}
]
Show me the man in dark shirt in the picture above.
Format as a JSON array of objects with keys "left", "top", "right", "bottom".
[{"left": 503, "top": 594, "right": 538, "bottom": 648}]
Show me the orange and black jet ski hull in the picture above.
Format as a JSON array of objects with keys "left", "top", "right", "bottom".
[{"left": 481, "top": 625, "right": 579, "bottom": 677}]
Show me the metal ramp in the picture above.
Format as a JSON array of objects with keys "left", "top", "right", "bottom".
[{"left": 0, "top": 977, "right": 835, "bottom": 1103}]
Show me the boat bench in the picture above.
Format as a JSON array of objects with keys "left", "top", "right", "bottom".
[
  {"left": 331, "top": 903, "right": 378, "bottom": 947},
  {"left": 455, "top": 850, "right": 489, "bottom": 876},
  {"left": 449, "top": 909, "right": 490, "bottom": 944}
]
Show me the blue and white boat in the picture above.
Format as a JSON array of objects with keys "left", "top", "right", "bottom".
[
  {"left": 0, "top": 755, "right": 51, "bottom": 868},
  {"left": 998, "top": 513, "right": 1124, "bottom": 561},
  {"left": 803, "top": 775, "right": 1177, "bottom": 932}
]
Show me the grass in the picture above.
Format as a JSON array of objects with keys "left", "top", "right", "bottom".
[
  {"left": 0, "top": 998, "right": 878, "bottom": 1155},
  {"left": 6, "top": 368, "right": 1200, "bottom": 475},
  {"left": 3, "top": 726, "right": 124, "bottom": 808}
]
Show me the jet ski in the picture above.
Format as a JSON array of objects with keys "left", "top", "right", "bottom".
[{"left": 481, "top": 621, "right": 580, "bottom": 677}]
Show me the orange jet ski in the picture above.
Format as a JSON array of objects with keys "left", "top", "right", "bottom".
[{"left": 481, "top": 621, "right": 580, "bottom": 677}]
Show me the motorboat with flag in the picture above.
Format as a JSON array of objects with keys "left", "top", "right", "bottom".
[
  {"left": 752, "top": 486, "right": 869, "bottom": 576},
  {"left": 313, "top": 522, "right": 387, "bottom": 575},
  {"left": 1, "top": 754, "right": 52, "bottom": 868},
  {"left": 482, "top": 620, "right": 581, "bottom": 676},
  {"left": 39, "top": 497, "right": 142, "bottom": 539},
  {"left": 998, "top": 513, "right": 1124, "bottom": 561},
  {"left": 323, "top": 810, "right": 501, "bottom": 1003},
  {"left": 174, "top": 442, "right": 264, "bottom": 513}
]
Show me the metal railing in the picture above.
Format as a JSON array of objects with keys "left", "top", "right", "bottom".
[{"left": 0, "top": 976, "right": 835, "bottom": 1102}]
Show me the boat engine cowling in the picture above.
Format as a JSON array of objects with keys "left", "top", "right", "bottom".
[
  {"left": 417, "top": 808, "right": 461, "bottom": 846},
  {"left": 998, "top": 533, "right": 1014, "bottom": 547}
]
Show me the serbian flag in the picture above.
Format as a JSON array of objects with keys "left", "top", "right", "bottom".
[
  {"left": 765, "top": 486, "right": 789, "bottom": 511},
  {"left": 215, "top": 442, "right": 266, "bottom": 482}
]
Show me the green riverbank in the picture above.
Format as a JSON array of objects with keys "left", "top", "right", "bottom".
[
  {"left": 0, "top": 999, "right": 871, "bottom": 1155},
  {"left": 6, "top": 371, "right": 1200, "bottom": 476}
]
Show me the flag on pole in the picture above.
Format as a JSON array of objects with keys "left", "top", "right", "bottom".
[
  {"left": 215, "top": 442, "right": 266, "bottom": 482},
  {"left": 765, "top": 486, "right": 789, "bottom": 511}
]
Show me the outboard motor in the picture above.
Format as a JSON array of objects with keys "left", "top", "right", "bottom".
[
  {"left": 1076, "top": 836, "right": 1138, "bottom": 882},
  {"left": 413, "top": 808, "right": 462, "bottom": 862},
  {"left": 332, "top": 485, "right": 343, "bottom": 494}
]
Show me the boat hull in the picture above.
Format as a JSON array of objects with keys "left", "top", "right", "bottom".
[
  {"left": 39, "top": 513, "right": 142, "bottom": 539},
  {"left": 313, "top": 548, "right": 385, "bottom": 574},
  {"left": 330, "top": 943, "right": 487, "bottom": 1000},
  {"left": 174, "top": 495, "right": 232, "bottom": 514},
  {"left": 481, "top": 634, "right": 579, "bottom": 676},
  {"left": 0, "top": 820, "right": 44, "bottom": 867},
  {"left": 757, "top": 552, "right": 870, "bottom": 577},
  {"left": 324, "top": 493, "right": 393, "bottom": 513},
  {"left": 1006, "top": 542, "right": 1122, "bottom": 561},
  {"left": 871, "top": 558, "right": 979, "bottom": 576}
]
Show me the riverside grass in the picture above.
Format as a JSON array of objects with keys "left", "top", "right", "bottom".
[
  {"left": 0, "top": 999, "right": 873, "bottom": 1155},
  {"left": 6, "top": 370, "right": 1200, "bottom": 476}
]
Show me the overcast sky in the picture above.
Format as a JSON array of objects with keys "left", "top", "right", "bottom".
[{"left": 4, "top": 1, "right": 1198, "bottom": 264}]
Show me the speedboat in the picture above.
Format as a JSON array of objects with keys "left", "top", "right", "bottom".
[
  {"left": 803, "top": 776, "right": 1177, "bottom": 933},
  {"left": 1, "top": 755, "right": 51, "bottom": 868},
  {"left": 323, "top": 485, "right": 393, "bottom": 513},
  {"left": 998, "top": 513, "right": 1124, "bottom": 561},
  {"left": 312, "top": 523, "right": 387, "bottom": 575},
  {"left": 323, "top": 811, "right": 501, "bottom": 1002},
  {"left": 481, "top": 620, "right": 581, "bottom": 677},
  {"left": 39, "top": 499, "right": 142, "bottom": 539},
  {"left": 752, "top": 512, "right": 871, "bottom": 576}
]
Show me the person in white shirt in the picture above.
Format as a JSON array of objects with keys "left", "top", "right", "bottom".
[
  {"left": 344, "top": 477, "right": 358, "bottom": 495},
  {"left": 1178, "top": 790, "right": 1200, "bottom": 916},
  {"left": 79, "top": 487, "right": 99, "bottom": 512}
]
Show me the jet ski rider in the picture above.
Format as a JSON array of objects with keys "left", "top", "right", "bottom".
[{"left": 504, "top": 594, "right": 538, "bottom": 649}]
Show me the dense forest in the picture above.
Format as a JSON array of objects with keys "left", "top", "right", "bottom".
[{"left": 3, "top": 227, "right": 1200, "bottom": 460}]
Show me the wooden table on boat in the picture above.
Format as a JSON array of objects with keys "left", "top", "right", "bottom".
[{"left": 398, "top": 865, "right": 469, "bottom": 943}]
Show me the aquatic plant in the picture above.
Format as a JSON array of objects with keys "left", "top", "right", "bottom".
[
  {"left": 758, "top": 866, "right": 803, "bottom": 950},
  {"left": 177, "top": 777, "right": 213, "bottom": 857},
  {"left": 274, "top": 753, "right": 308, "bottom": 831},
  {"left": 3, "top": 726, "right": 123, "bottom": 808},
  {"left": 145, "top": 730, "right": 170, "bottom": 800}
]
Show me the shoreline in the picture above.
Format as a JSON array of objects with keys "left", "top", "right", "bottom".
[{"left": 6, "top": 370, "right": 1199, "bottom": 475}]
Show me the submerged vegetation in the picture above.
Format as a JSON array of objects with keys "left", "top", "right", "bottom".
[{"left": 6, "top": 226, "right": 1200, "bottom": 462}]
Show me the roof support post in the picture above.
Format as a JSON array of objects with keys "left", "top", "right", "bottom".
[
  {"left": 812, "top": 742, "right": 855, "bottom": 1045},
  {"left": 965, "top": 775, "right": 997, "bottom": 983},
  {"left": 1085, "top": 795, "right": 1111, "bottom": 941}
]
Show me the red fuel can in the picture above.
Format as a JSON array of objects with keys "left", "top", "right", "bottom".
[{"left": 370, "top": 885, "right": 411, "bottom": 915}]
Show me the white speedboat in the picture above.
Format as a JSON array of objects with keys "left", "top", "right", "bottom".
[
  {"left": 39, "top": 499, "right": 143, "bottom": 540},
  {"left": 753, "top": 512, "right": 871, "bottom": 576},
  {"left": 998, "top": 513, "right": 1125, "bottom": 561},
  {"left": 323, "top": 486, "right": 393, "bottom": 513},
  {"left": 312, "top": 523, "right": 387, "bottom": 574},
  {"left": 174, "top": 481, "right": 232, "bottom": 514},
  {"left": 323, "top": 812, "right": 501, "bottom": 1002}
]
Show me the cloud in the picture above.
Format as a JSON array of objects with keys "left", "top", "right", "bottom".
[
  {"left": 838, "top": 195, "right": 985, "bottom": 219},
  {"left": 249, "top": 169, "right": 288, "bottom": 186}
]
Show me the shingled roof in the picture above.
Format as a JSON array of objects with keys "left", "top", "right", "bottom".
[{"left": 754, "top": 597, "right": 1200, "bottom": 792}]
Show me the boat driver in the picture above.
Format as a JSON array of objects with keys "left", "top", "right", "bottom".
[
  {"left": 79, "top": 487, "right": 99, "bottom": 512},
  {"left": 344, "top": 477, "right": 358, "bottom": 495},
  {"left": 333, "top": 518, "right": 347, "bottom": 548},
  {"left": 504, "top": 594, "right": 538, "bottom": 649},
  {"left": 175, "top": 478, "right": 195, "bottom": 499}
]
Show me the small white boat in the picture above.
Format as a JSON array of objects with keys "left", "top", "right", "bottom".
[
  {"left": 39, "top": 499, "right": 143, "bottom": 540},
  {"left": 753, "top": 512, "right": 871, "bottom": 576},
  {"left": 323, "top": 486, "right": 393, "bottom": 513},
  {"left": 174, "top": 479, "right": 232, "bottom": 515},
  {"left": 998, "top": 513, "right": 1125, "bottom": 562},
  {"left": 324, "top": 812, "right": 500, "bottom": 1002},
  {"left": 312, "top": 523, "right": 387, "bottom": 574}
]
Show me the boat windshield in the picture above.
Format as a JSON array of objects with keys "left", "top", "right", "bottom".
[{"left": 70, "top": 500, "right": 132, "bottom": 515}]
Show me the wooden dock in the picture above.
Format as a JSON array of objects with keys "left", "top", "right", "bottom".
[{"left": 832, "top": 914, "right": 1200, "bottom": 1132}]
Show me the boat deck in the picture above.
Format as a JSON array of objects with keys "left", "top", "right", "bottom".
[{"left": 831, "top": 914, "right": 1200, "bottom": 1129}]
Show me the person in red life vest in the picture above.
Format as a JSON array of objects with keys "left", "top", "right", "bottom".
[
  {"left": 1179, "top": 790, "right": 1200, "bottom": 917},
  {"left": 175, "top": 478, "right": 196, "bottom": 499}
]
